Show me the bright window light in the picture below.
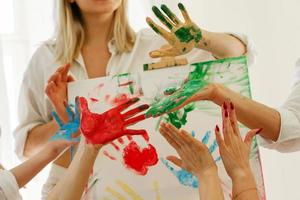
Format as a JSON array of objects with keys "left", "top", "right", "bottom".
[{"left": 0, "top": 0, "right": 15, "bottom": 34}]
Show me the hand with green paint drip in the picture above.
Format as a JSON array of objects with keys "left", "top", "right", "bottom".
[{"left": 146, "top": 3, "right": 203, "bottom": 58}]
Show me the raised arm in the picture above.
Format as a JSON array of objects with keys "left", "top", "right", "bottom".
[{"left": 146, "top": 3, "right": 246, "bottom": 59}]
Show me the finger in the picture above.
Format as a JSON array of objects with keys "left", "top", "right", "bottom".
[
  {"left": 152, "top": 6, "right": 175, "bottom": 30},
  {"left": 122, "top": 104, "right": 149, "bottom": 119},
  {"left": 115, "top": 97, "right": 140, "bottom": 112},
  {"left": 161, "top": 4, "right": 181, "bottom": 25},
  {"left": 55, "top": 73, "right": 62, "bottom": 86},
  {"left": 222, "top": 102, "right": 232, "bottom": 146},
  {"left": 214, "top": 125, "right": 225, "bottom": 148},
  {"left": 79, "top": 97, "right": 89, "bottom": 111},
  {"left": 179, "top": 129, "right": 198, "bottom": 145},
  {"left": 124, "top": 114, "right": 147, "bottom": 126},
  {"left": 146, "top": 17, "right": 172, "bottom": 41},
  {"left": 164, "top": 123, "right": 185, "bottom": 146},
  {"left": 45, "top": 81, "right": 56, "bottom": 95},
  {"left": 229, "top": 102, "right": 241, "bottom": 139},
  {"left": 52, "top": 111, "right": 64, "bottom": 127},
  {"left": 74, "top": 96, "right": 81, "bottom": 121},
  {"left": 244, "top": 128, "right": 262, "bottom": 146},
  {"left": 166, "top": 156, "right": 183, "bottom": 168},
  {"left": 178, "top": 3, "right": 192, "bottom": 23},
  {"left": 47, "top": 73, "right": 59, "bottom": 84},
  {"left": 71, "top": 131, "right": 81, "bottom": 139},
  {"left": 149, "top": 47, "right": 181, "bottom": 58},
  {"left": 159, "top": 124, "right": 181, "bottom": 150},
  {"left": 62, "top": 63, "right": 71, "bottom": 82},
  {"left": 63, "top": 100, "right": 74, "bottom": 121},
  {"left": 67, "top": 75, "right": 75, "bottom": 82}
]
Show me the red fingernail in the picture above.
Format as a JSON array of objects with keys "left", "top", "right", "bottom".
[
  {"left": 215, "top": 125, "right": 220, "bottom": 132},
  {"left": 131, "top": 98, "right": 139, "bottom": 103},
  {"left": 225, "top": 110, "right": 229, "bottom": 118},
  {"left": 230, "top": 102, "right": 234, "bottom": 110},
  {"left": 139, "top": 104, "right": 150, "bottom": 110},
  {"left": 223, "top": 102, "right": 227, "bottom": 110},
  {"left": 256, "top": 128, "right": 263, "bottom": 135}
]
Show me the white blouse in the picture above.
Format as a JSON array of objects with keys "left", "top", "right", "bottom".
[
  {"left": 259, "top": 58, "right": 300, "bottom": 152},
  {"left": 13, "top": 28, "right": 255, "bottom": 159},
  {"left": 0, "top": 169, "right": 22, "bottom": 200}
]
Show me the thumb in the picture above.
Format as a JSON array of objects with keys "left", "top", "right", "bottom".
[{"left": 244, "top": 128, "right": 262, "bottom": 146}]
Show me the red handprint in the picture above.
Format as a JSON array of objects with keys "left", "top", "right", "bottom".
[
  {"left": 104, "top": 136, "right": 158, "bottom": 176},
  {"left": 79, "top": 97, "right": 149, "bottom": 145}
]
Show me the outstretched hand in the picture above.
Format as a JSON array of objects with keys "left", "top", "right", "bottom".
[
  {"left": 147, "top": 3, "right": 202, "bottom": 58},
  {"left": 159, "top": 122, "right": 217, "bottom": 179},
  {"left": 80, "top": 97, "right": 150, "bottom": 145},
  {"left": 215, "top": 101, "right": 261, "bottom": 180}
]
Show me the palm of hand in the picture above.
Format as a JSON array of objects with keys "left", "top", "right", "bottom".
[
  {"left": 80, "top": 97, "right": 149, "bottom": 145},
  {"left": 147, "top": 3, "right": 202, "bottom": 57}
]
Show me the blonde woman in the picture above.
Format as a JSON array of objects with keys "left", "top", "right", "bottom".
[{"left": 14, "top": 0, "right": 254, "bottom": 198}]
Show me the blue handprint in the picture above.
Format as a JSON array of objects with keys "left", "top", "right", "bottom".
[
  {"left": 50, "top": 99, "right": 80, "bottom": 159},
  {"left": 161, "top": 130, "right": 221, "bottom": 188},
  {"left": 50, "top": 102, "right": 80, "bottom": 142}
]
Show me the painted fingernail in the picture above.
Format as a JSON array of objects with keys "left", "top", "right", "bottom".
[
  {"left": 131, "top": 98, "right": 139, "bottom": 103},
  {"left": 215, "top": 125, "right": 220, "bottom": 132},
  {"left": 223, "top": 102, "right": 227, "bottom": 110},
  {"left": 225, "top": 110, "right": 229, "bottom": 118},
  {"left": 230, "top": 102, "right": 234, "bottom": 110},
  {"left": 139, "top": 104, "right": 150, "bottom": 110},
  {"left": 256, "top": 128, "right": 263, "bottom": 135},
  {"left": 150, "top": 51, "right": 162, "bottom": 57}
]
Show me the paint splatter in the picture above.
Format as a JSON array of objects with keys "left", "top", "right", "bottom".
[
  {"left": 105, "top": 180, "right": 162, "bottom": 200},
  {"left": 146, "top": 63, "right": 210, "bottom": 117},
  {"left": 164, "top": 103, "right": 195, "bottom": 129},
  {"left": 161, "top": 130, "right": 220, "bottom": 188},
  {"left": 123, "top": 141, "right": 158, "bottom": 176},
  {"left": 79, "top": 97, "right": 149, "bottom": 145},
  {"left": 104, "top": 136, "right": 158, "bottom": 176}
]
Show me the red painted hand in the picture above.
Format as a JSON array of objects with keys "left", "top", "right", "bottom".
[{"left": 79, "top": 97, "right": 149, "bottom": 145}]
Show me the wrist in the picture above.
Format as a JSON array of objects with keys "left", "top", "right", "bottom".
[
  {"left": 197, "top": 30, "right": 210, "bottom": 49},
  {"left": 207, "top": 83, "right": 227, "bottom": 105},
  {"left": 196, "top": 166, "right": 218, "bottom": 181}
]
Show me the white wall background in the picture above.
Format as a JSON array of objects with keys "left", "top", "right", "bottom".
[{"left": 1, "top": 0, "right": 300, "bottom": 199}]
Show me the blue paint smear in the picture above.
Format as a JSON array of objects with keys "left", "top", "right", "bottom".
[
  {"left": 50, "top": 102, "right": 80, "bottom": 142},
  {"left": 161, "top": 130, "right": 220, "bottom": 188}
]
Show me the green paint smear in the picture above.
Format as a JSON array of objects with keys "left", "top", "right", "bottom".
[
  {"left": 175, "top": 27, "right": 194, "bottom": 43},
  {"left": 152, "top": 6, "right": 173, "bottom": 30},
  {"left": 164, "top": 87, "right": 177, "bottom": 95},
  {"left": 146, "top": 63, "right": 211, "bottom": 117},
  {"left": 161, "top": 4, "right": 179, "bottom": 24},
  {"left": 149, "top": 23, "right": 160, "bottom": 34},
  {"left": 146, "top": 56, "right": 248, "bottom": 117},
  {"left": 166, "top": 103, "right": 195, "bottom": 129}
]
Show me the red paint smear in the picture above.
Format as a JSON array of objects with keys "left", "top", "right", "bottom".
[
  {"left": 80, "top": 97, "right": 149, "bottom": 145},
  {"left": 118, "top": 138, "right": 124, "bottom": 144},
  {"left": 111, "top": 93, "right": 131, "bottom": 106},
  {"left": 90, "top": 98, "right": 99, "bottom": 103},
  {"left": 111, "top": 142, "right": 120, "bottom": 151},
  {"left": 104, "top": 150, "right": 116, "bottom": 160},
  {"left": 119, "top": 81, "right": 133, "bottom": 87},
  {"left": 123, "top": 141, "right": 158, "bottom": 176}
]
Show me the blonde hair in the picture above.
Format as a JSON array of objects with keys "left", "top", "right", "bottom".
[{"left": 54, "top": 0, "right": 136, "bottom": 64}]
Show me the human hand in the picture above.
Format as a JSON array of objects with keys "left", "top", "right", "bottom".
[
  {"left": 215, "top": 101, "right": 262, "bottom": 181},
  {"left": 79, "top": 97, "right": 150, "bottom": 145},
  {"left": 159, "top": 122, "right": 217, "bottom": 179},
  {"left": 146, "top": 3, "right": 202, "bottom": 58},
  {"left": 46, "top": 63, "right": 74, "bottom": 123},
  {"left": 51, "top": 97, "right": 81, "bottom": 142}
]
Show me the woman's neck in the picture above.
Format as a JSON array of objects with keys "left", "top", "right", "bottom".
[{"left": 83, "top": 12, "right": 114, "bottom": 46}]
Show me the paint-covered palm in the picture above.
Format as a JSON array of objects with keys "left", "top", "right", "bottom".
[
  {"left": 50, "top": 99, "right": 80, "bottom": 142},
  {"left": 147, "top": 3, "right": 202, "bottom": 58},
  {"left": 79, "top": 97, "right": 149, "bottom": 145}
]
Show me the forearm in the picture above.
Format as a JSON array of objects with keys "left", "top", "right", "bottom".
[
  {"left": 10, "top": 146, "right": 57, "bottom": 188},
  {"left": 197, "top": 170, "right": 224, "bottom": 200},
  {"left": 24, "top": 120, "right": 59, "bottom": 157},
  {"left": 212, "top": 84, "right": 281, "bottom": 141},
  {"left": 198, "top": 30, "right": 246, "bottom": 59},
  {"left": 232, "top": 171, "right": 259, "bottom": 200},
  {"left": 47, "top": 144, "right": 99, "bottom": 200}
]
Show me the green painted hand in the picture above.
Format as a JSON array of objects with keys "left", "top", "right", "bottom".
[{"left": 146, "top": 3, "right": 202, "bottom": 58}]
